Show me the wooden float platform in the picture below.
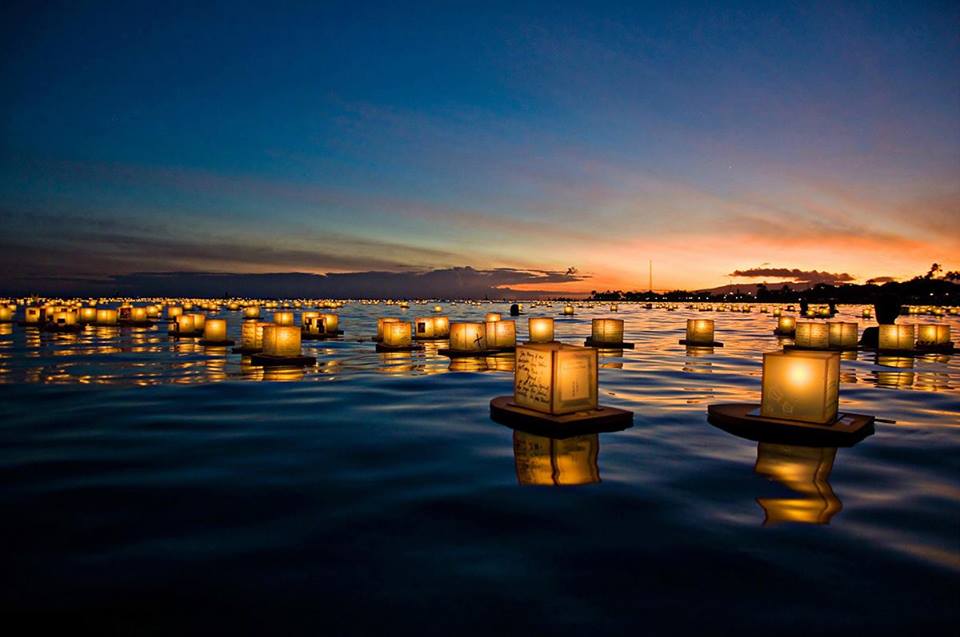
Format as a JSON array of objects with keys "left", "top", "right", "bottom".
[
  {"left": 490, "top": 396, "right": 633, "bottom": 438},
  {"left": 584, "top": 338, "right": 635, "bottom": 349},
  {"left": 199, "top": 339, "right": 235, "bottom": 346},
  {"left": 679, "top": 339, "right": 724, "bottom": 347},
  {"left": 707, "top": 402, "right": 874, "bottom": 447},
  {"left": 439, "top": 348, "right": 514, "bottom": 358},
  {"left": 375, "top": 343, "right": 425, "bottom": 353},
  {"left": 249, "top": 353, "right": 316, "bottom": 367}
]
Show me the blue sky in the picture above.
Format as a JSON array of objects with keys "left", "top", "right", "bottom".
[{"left": 2, "top": 1, "right": 958, "bottom": 293}]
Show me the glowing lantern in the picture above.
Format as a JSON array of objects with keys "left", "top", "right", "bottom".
[
  {"left": 273, "top": 311, "right": 294, "bottom": 326},
  {"left": 0, "top": 307, "right": 12, "bottom": 322},
  {"left": 827, "top": 322, "right": 858, "bottom": 349},
  {"left": 377, "top": 318, "right": 401, "bottom": 341},
  {"left": 302, "top": 311, "right": 321, "bottom": 334},
  {"left": 562, "top": 305, "right": 574, "bottom": 316},
  {"left": 433, "top": 305, "right": 442, "bottom": 313},
  {"left": 795, "top": 322, "right": 829, "bottom": 349},
  {"left": 432, "top": 316, "right": 450, "bottom": 338},
  {"left": 610, "top": 304, "right": 618, "bottom": 312},
  {"left": 167, "top": 306, "right": 183, "bottom": 320},
  {"left": 513, "top": 431, "right": 600, "bottom": 486},
  {"left": 321, "top": 313, "right": 339, "bottom": 333},
  {"left": 24, "top": 307, "right": 43, "bottom": 324},
  {"left": 382, "top": 321, "right": 412, "bottom": 348},
  {"left": 514, "top": 343, "right": 598, "bottom": 415},
  {"left": 129, "top": 307, "right": 148, "bottom": 323},
  {"left": 773, "top": 308, "right": 782, "bottom": 317},
  {"left": 878, "top": 324, "right": 915, "bottom": 351},
  {"left": 415, "top": 317, "right": 437, "bottom": 338},
  {"left": 760, "top": 351, "right": 840, "bottom": 425},
  {"left": 862, "top": 308, "right": 873, "bottom": 319},
  {"left": 685, "top": 319, "right": 715, "bottom": 345},
  {"left": 187, "top": 313, "right": 205, "bottom": 331},
  {"left": 241, "top": 321, "right": 268, "bottom": 350},
  {"left": 776, "top": 316, "right": 796, "bottom": 334},
  {"left": 53, "top": 310, "right": 78, "bottom": 327},
  {"left": 485, "top": 312, "right": 502, "bottom": 323},
  {"left": 485, "top": 320, "right": 516, "bottom": 350},
  {"left": 96, "top": 309, "right": 118, "bottom": 326},
  {"left": 203, "top": 319, "right": 228, "bottom": 343},
  {"left": 449, "top": 322, "right": 486, "bottom": 353},
  {"left": 262, "top": 325, "right": 302, "bottom": 357},
  {"left": 146, "top": 305, "right": 160, "bottom": 318},
  {"left": 172, "top": 314, "right": 195, "bottom": 334},
  {"left": 916, "top": 324, "right": 951, "bottom": 347},
  {"left": 528, "top": 317, "right": 555, "bottom": 343},
  {"left": 243, "top": 306, "right": 260, "bottom": 320},
  {"left": 591, "top": 319, "right": 624, "bottom": 344}
]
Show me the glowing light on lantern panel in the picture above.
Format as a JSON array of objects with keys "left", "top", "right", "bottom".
[
  {"left": 415, "top": 317, "right": 436, "bottom": 338},
  {"left": 449, "top": 322, "right": 486, "bottom": 352},
  {"left": 168, "top": 306, "right": 183, "bottom": 319},
  {"left": 563, "top": 305, "right": 575, "bottom": 315},
  {"left": 0, "top": 307, "right": 12, "bottom": 322},
  {"left": 302, "top": 312, "right": 320, "bottom": 334},
  {"left": 25, "top": 308, "right": 42, "bottom": 324},
  {"left": 485, "top": 320, "right": 516, "bottom": 349},
  {"left": 204, "top": 319, "right": 227, "bottom": 342},
  {"left": 591, "top": 319, "right": 623, "bottom": 344},
  {"left": 130, "top": 307, "right": 147, "bottom": 322},
  {"left": 377, "top": 318, "right": 401, "bottom": 341},
  {"left": 432, "top": 316, "right": 450, "bottom": 338},
  {"left": 273, "top": 311, "right": 294, "bottom": 326},
  {"left": 241, "top": 321, "right": 267, "bottom": 349},
  {"left": 760, "top": 351, "right": 840, "bottom": 425},
  {"left": 54, "top": 311, "right": 77, "bottom": 326},
  {"left": 878, "top": 324, "right": 915, "bottom": 351},
  {"left": 96, "top": 309, "right": 118, "bottom": 325},
  {"left": 485, "top": 313, "right": 501, "bottom": 323},
  {"left": 917, "top": 324, "right": 950, "bottom": 346},
  {"left": 262, "top": 325, "right": 301, "bottom": 357},
  {"left": 777, "top": 316, "right": 796, "bottom": 332},
  {"left": 795, "top": 322, "right": 830, "bottom": 349},
  {"left": 383, "top": 322, "right": 412, "bottom": 348},
  {"left": 321, "top": 314, "right": 339, "bottom": 333},
  {"left": 528, "top": 317, "right": 555, "bottom": 343},
  {"left": 514, "top": 343, "right": 598, "bottom": 415},
  {"left": 686, "top": 319, "right": 715, "bottom": 344},
  {"left": 174, "top": 314, "right": 195, "bottom": 334},
  {"left": 827, "top": 322, "right": 858, "bottom": 348},
  {"left": 243, "top": 306, "right": 260, "bottom": 319},
  {"left": 78, "top": 307, "right": 96, "bottom": 323}
]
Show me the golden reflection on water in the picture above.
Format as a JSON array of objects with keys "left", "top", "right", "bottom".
[
  {"left": 379, "top": 351, "right": 422, "bottom": 375},
  {"left": 876, "top": 355, "right": 915, "bottom": 389},
  {"left": 513, "top": 431, "right": 600, "bottom": 486},
  {"left": 263, "top": 366, "right": 305, "bottom": 382},
  {"left": 755, "top": 443, "right": 841, "bottom": 525}
]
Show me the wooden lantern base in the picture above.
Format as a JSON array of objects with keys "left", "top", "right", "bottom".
[
  {"left": 42, "top": 323, "right": 83, "bottom": 333},
  {"left": 584, "top": 338, "right": 635, "bottom": 349},
  {"left": 250, "top": 353, "right": 316, "bottom": 367},
  {"left": 490, "top": 396, "right": 633, "bottom": 437},
  {"left": 782, "top": 344, "right": 857, "bottom": 352},
  {"left": 707, "top": 403, "right": 874, "bottom": 446},
  {"left": 773, "top": 329, "right": 796, "bottom": 336},
  {"left": 862, "top": 344, "right": 956, "bottom": 356},
  {"left": 168, "top": 330, "right": 204, "bottom": 339},
  {"left": 438, "top": 347, "right": 512, "bottom": 358},
  {"left": 679, "top": 339, "right": 724, "bottom": 347},
  {"left": 302, "top": 332, "right": 343, "bottom": 341},
  {"left": 413, "top": 335, "right": 450, "bottom": 341},
  {"left": 199, "top": 339, "right": 235, "bottom": 346},
  {"left": 119, "top": 320, "right": 155, "bottom": 328},
  {"left": 375, "top": 343, "right": 425, "bottom": 353},
  {"left": 914, "top": 343, "right": 956, "bottom": 354},
  {"left": 232, "top": 346, "right": 262, "bottom": 354}
]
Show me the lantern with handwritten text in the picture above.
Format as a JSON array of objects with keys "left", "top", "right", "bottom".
[
  {"left": 760, "top": 351, "right": 840, "bottom": 425},
  {"left": 795, "top": 322, "right": 829, "bottom": 349},
  {"left": 878, "top": 324, "right": 915, "bottom": 351},
  {"left": 591, "top": 319, "right": 623, "bottom": 345},
  {"left": 321, "top": 313, "right": 339, "bottom": 334},
  {"left": 514, "top": 343, "right": 598, "bottom": 416},
  {"left": 485, "top": 319, "right": 516, "bottom": 350},
  {"left": 827, "top": 322, "right": 858, "bottom": 349}
]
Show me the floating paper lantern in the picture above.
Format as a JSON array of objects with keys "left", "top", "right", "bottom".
[
  {"left": 321, "top": 313, "right": 339, "bottom": 334},
  {"left": 262, "top": 325, "right": 302, "bottom": 357},
  {"left": 146, "top": 305, "right": 160, "bottom": 318},
  {"left": 187, "top": 313, "right": 205, "bottom": 331},
  {"left": 485, "top": 312, "right": 502, "bottom": 323},
  {"left": 513, "top": 431, "right": 600, "bottom": 486},
  {"left": 795, "top": 322, "right": 830, "bottom": 349},
  {"left": 685, "top": 319, "right": 715, "bottom": 345},
  {"left": 53, "top": 310, "right": 78, "bottom": 327},
  {"left": 172, "top": 314, "right": 195, "bottom": 334},
  {"left": 485, "top": 319, "right": 516, "bottom": 350},
  {"left": 376, "top": 318, "right": 401, "bottom": 341},
  {"left": 862, "top": 308, "right": 873, "bottom": 319},
  {"left": 760, "top": 351, "right": 840, "bottom": 425},
  {"left": 591, "top": 319, "right": 623, "bottom": 345},
  {"left": 878, "top": 324, "right": 915, "bottom": 351},
  {"left": 243, "top": 306, "right": 260, "bottom": 320},
  {"left": 273, "top": 311, "right": 294, "bottom": 326},
  {"left": 916, "top": 324, "right": 951, "bottom": 347},
  {"left": 382, "top": 321, "right": 412, "bottom": 348},
  {"left": 301, "top": 311, "right": 321, "bottom": 334},
  {"left": 96, "top": 309, "right": 118, "bottom": 326},
  {"left": 415, "top": 316, "right": 438, "bottom": 338},
  {"left": 514, "top": 343, "right": 598, "bottom": 416},
  {"left": 449, "top": 322, "right": 486, "bottom": 353},
  {"left": 167, "top": 306, "right": 183, "bottom": 320},
  {"left": 528, "top": 317, "right": 555, "bottom": 343},
  {"left": 610, "top": 304, "right": 618, "bottom": 312},
  {"left": 24, "top": 307, "right": 43, "bottom": 324},
  {"left": 432, "top": 316, "right": 450, "bottom": 338},
  {"left": 773, "top": 308, "right": 782, "bottom": 317},
  {"left": 562, "top": 305, "right": 574, "bottom": 316},
  {"left": 776, "top": 316, "right": 796, "bottom": 334},
  {"left": 202, "top": 319, "right": 228, "bottom": 343},
  {"left": 0, "top": 306, "right": 12, "bottom": 322},
  {"left": 241, "top": 321, "right": 269, "bottom": 350},
  {"left": 129, "top": 307, "right": 148, "bottom": 323},
  {"left": 827, "top": 322, "right": 858, "bottom": 349},
  {"left": 433, "top": 305, "right": 442, "bottom": 313}
]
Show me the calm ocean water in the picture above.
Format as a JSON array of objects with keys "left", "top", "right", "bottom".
[{"left": 1, "top": 303, "right": 958, "bottom": 635}]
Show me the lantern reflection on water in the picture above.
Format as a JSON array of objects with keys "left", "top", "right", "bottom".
[
  {"left": 760, "top": 350, "right": 840, "bottom": 424},
  {"left": 875, "top": 355, "right": 914, "bottom": 389},
  {"left": 827, "top": 322, "right": 858, "bottom": 349},
  {"left": 878, "top": 324, "right": 915, "bottom": 351},
  {"left": 794, "top": 322, "right": 829, "bottom": 349},
  {"left": 513, "top": 431, "right": 600, "bottom": 486},
  {"left": 528, "top": 317, "right": 555, "bottom": 343},
  {"left": 514, "top": 343, "right": 598, "bottom": 416},
  {"left": 754, "top": 443, "right": 841, "bottom": 525}
]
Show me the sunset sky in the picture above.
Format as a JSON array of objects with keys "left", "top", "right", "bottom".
[{"left": 2, "top": 2, "right": 958, "bottom": 295}]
